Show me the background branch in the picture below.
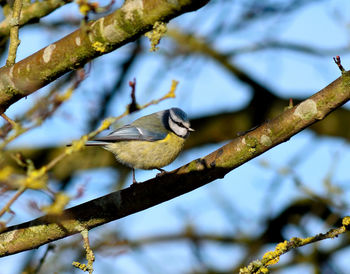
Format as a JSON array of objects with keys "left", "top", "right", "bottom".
[
  {"left": 0, "top": 0, "right": 72, "bottom": 46},
  {"left": 0, "top": 0, "right": 210, "bottom": 113},
  {"left": 1, "top": 70, "right": 349, "bottom": 257}
]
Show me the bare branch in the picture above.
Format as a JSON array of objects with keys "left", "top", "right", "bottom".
[
  {"left": 0, "top": 0, "right": 73, "bottom": 46},
  {"left": 5, "top": 0, "right": 23, "bottom": 66},
  {"left": 0, "top": 0, "right": 210, "bottom": 114},
  {"left": 241, "top": 217, "right": 350, "bottom": 273},
  {"left": 0, "top": 69, "right": 349, "bottom": 257},
  {"left": 333, "top": 55, "right": 345, "bottom": 73}
]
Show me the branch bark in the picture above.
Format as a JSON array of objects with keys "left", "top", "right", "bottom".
[
  {"left": 5, "top": 0, "right": 23, "bottom": 66},
  {"left": 0, "top": 69, "right": 349, "bottom": 257},
  {"left": 2, "top": 97, "right": 350, "bottom": 186},
  {"left": 0, "top": 0, "right": 210, "bottom": 113}
]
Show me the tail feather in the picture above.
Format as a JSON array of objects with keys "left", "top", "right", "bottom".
[
  {"left": 85, "top": 141, "right": 109, "bottom": 146},
  {"left": 66, "top": 141, "right": 109, "bottom": 147}
]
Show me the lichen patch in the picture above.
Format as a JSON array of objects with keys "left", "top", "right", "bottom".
[
  {"left": 103, "top": 23, "right": 123, "bottom": 42},
  {"left": 75, "top": 37, "right": 81, "bottom": 46},
  {"left": 43, "top": 44, "right": 56, "bottom": 63},
  {"left": 121, "top": 0, "right": 144, "bottom": 20},
  {"left": 9, "top": 66, "right": 14, "bottom": 78},
  {"left": 260, "top": 135, "right": 272, "bottom": 146},
  {"left": 92, "top": 41, "right": 107, "bottom": 53},
  {"left": 294, "top": 99, "right": 317, "bottom": 120},
  {"left": 3, "top": 230, "right": 16, "bottom": 245}
]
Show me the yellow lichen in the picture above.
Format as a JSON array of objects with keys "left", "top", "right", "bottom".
[
  {"left": 239, "top": 259, "right": 268, "bottom": 274},
  {"left": 23, "top": 167, "right": 48, "bottom": 189},
  {"left": 97, "top": 117, "right": 115, "bottom": 132},
  {"left": 262, "top": 241, "right": 288, "bottom": 266},
  {"left": 260, "top": 267, "right": 269, "bottom": 273},
  {"left": 56, "top": 87, "right": 74, "bottom": 102},
  {"left": 342, "top": 216, "right": 350, "bottom": 227},
  {"left": 165, "top": 80, "right": 178, "bottom": 98},
  {"left": 41, "top": 192, "right": 70, "bottom": 214},
  {"left": 72, "top": 261, "right": 88, "bottom": 271},
  {"left": 79, "top": 3, "right": 90, "bottom": 15},
  {"left": 92, "top": 41, "right": 107, "bottom": 53},
  {"left": 144, "top": 21, "right": 167, "bottom": 52},
  {"left": 0, "top": 166, "right": 14, "bottom": 181},
  {"left": 66, "top": 135, "right": 89, "bottom": 154},
  {"left": 72, "top": 230, "right": 95, "bottom": 274},
  {"left": 262, "top": 251, "right": 280, "bottom": 266}
]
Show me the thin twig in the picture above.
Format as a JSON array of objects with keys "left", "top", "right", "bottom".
[
  {"left": 6, "top": 0, "right": 23, "bottom": 66},
  {"left": 0, "top": 71, "right": 84, "bottom": 150},
  {"left": 15, "top": 80, "right": 177, "bottom": 206},
  {"left": 127, "top": 78, "right": 138, "bottom": 113},
  {"left": 0, "top": 185, "right": 26, "bottom": 218},
  {"left": 333, "top": 55, "right": 345, "bottom": 73},
  {"left": 0, "top": 113, "right": 16, "bottom": 128},
  {"left": 34, "top": 244, "right": 55, "bottom": 274},
  {"left": 72, "top": 229, "right": 95, "bottom": 274},
  {"left": 240, "top": 216, "right": 350, "bottom": 273}
]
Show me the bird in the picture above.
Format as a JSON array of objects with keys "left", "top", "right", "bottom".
[{"left": 85, "top": 108, "right": 194, "bottom": 184}]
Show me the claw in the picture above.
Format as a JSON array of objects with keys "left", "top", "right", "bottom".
[{"left": 156, "top": 168, "right": 167, "bottom": 177}]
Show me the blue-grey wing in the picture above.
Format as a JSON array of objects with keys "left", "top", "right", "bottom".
[{"left": 93, "top": 125, "right": 167, "bottom": 142}]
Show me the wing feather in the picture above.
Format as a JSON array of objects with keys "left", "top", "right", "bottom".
[{"left": 93, "top": 125, "right": 167, "bottom": 142}]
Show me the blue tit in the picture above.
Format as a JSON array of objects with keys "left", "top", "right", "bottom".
[{"left": 85, "top": 108, "right": 194, "bottom": 184}]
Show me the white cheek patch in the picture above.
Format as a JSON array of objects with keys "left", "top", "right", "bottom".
[{"left": 169, "top": 119, "right": 187, "bottom": 137}]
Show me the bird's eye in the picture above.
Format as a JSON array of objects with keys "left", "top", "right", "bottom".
[{"left": 174, "top": 120, "right": 185, "bottom": 128}]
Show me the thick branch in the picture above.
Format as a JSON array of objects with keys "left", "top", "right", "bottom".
[
  {"left": 0, "top": 70, "right": 349, "bottom": 257},
  {"left": 0, "top": 0, "right": 210, "bottom": 113},
  {"left": 3, "top": 97, "right": 350, "bottom": 185},
  {"left": 169, "top": 29, "right": 350, "bottom": 141}
]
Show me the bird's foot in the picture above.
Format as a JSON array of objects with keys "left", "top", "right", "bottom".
[
  {"left": 130, "top": 181, "right": 138, "bottom": 188},
  {"left": 156, "top": 168, "right": 167, "bottom": 177}
]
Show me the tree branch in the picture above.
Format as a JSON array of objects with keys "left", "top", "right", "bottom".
[
  {"left": 0, "top": 0, "right": 210, "bottom": 113},
  {"left": 168, "top": 29, "right": 350, "bottom": 141},
  {"left": 167, "top": 28, "right": 278, "bottom": 123},
  {"left": 5, "top": 0, "right": 22, "bottom": 66},
  {"left": 0, "top": 0, "right": 72, "bottom": 46},
  {"left": 0, "top": 69, "right": 349, "bottom": 257},
  {"left": 3, "top": 98, "right": 349, "bottom": 183}
]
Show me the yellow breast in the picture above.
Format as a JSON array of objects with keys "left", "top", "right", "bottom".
[{"left": 104, "top": 133, "right": 185, "bottom": 170}]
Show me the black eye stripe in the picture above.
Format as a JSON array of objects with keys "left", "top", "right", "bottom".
[
  {"left": 175, "top": 121, "right": 184, "bottom": 127},
  {"left": 170, "top": 117, "right": 186, "bottom": 128}
]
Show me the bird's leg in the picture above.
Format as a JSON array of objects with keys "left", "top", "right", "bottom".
[
  {"left": 132, "top": 168, "right": 138, "bottom": 184},
  {"left": 156, "top": 168, "right": 167, "bottom": 177}
]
